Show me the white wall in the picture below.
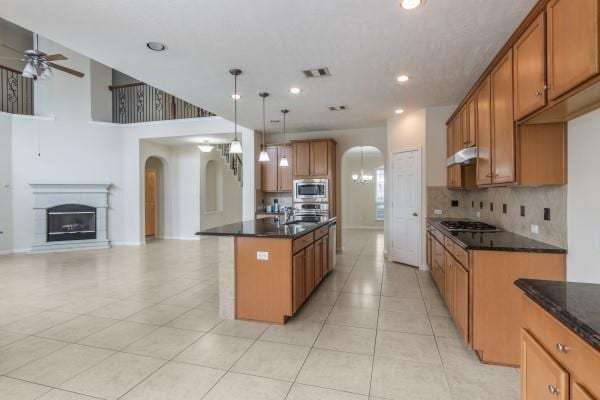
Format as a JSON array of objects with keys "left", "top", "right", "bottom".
[
  {"left": 341, "top": 153, "right": 384, "bottom": 228},
  {"left": 567, "top": 109, "right": 600, "bottom": 284},
  {"left": 90, "top": 60, "right": 113, "bottom": 122},
  {"left": 426, "top": 106, "right": 456, "bottom": 186},
  {"left": 0, "top": 113, "right": 13, "bottom": 253}
]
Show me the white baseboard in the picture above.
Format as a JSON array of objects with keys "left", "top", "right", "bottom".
[
  {"left": 12, "top": 248, "right": 31, "bottom": 254},
  {"left": 112, "top": 241, "right": 144, "bottom": 246},
  {"left": 163, "top": 236, "right": 201, "bottom": 241},
  {"left": 0, "top": 249, "right": 13, "bottom": 256}
]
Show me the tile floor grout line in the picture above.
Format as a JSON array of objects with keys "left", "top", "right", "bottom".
[{"left": 367, "top": 254, "right": 386, "bottom": 398}]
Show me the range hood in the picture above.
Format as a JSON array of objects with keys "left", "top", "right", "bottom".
[{"left": 447, "top": 147, "right": 477, "bottom": 166}]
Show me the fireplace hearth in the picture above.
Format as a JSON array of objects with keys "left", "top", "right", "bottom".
[{"left": 47, "top": 204, "right": 97, "bottom": 242}]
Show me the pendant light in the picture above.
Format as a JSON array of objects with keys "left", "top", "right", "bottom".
[
  {"left": 197, "top": 140, "right": 214, "bottom": 153},
  {"left": 229, "top": 69, "right": 243, "bottom": 154},
  {"left": 258, "top": 92, "right": 270, "bottom": 162},
  {"left": 352, "top": 146, "right": 373, "bottom": 184},
  {"left": 279, "top": 109, "right": 289, "bottom": 167}
]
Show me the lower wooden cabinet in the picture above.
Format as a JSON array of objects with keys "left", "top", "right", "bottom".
[
  {"left": 314, "top": 239, "right": 323, "bottom": 284},
  {"left": 454, "top": 263, "right": 469, "bottom": 342},
  {"left": 292, "top": 251, "right": 305, "bottom": 314},
  {"left": 521, "top": 329, "right": 569, "bottom": 400},
  {"left": 291, "top": 234, "right": 331, "bottom": 315},
  {"left": 322, "top": 236, "right": 329, "bottom": 275},
  {"left": 572, "top": 383, "right": 598, "bottom": 400},
  {"left": 444, "top": 252, "right": 456, "bottom": 313},
  {"left": 305, "top": 244, "right": 315, "bottom": 296}
]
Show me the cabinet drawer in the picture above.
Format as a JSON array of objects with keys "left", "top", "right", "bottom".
[
  {"left": 453, "top": 245, "right": 469, "bottom": 269},
  {"left": 443, "top": 236, "right": 455, "bottom": 252},
  {"left": 293, "top": 232, "right": 314, "bottom": 254},
  {"left": 523, "top": 297, "right": 600, "bottom": 397},
  {"left": 314, "top": 225, "right": 329, "bottom": 240}
]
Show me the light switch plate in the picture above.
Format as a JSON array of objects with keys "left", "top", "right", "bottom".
[
  {"left": 476, "top": 211, "right": 481, "bottom": 218},
  {"left": 531, "top": 224, "right": 539, "bottom": 234},
  {"left": 256, "top": 251, "right": 269, "bottom": 261},
  {"left": 434, "top": 209, "right": 443, "bottom": 215}
]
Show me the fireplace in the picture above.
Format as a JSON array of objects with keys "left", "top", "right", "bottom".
[
  {"left": 47, "top": 204, "right": 97, "bottom": 242},
  {"left": 30, "top": 183, "right": 111, "bottom": 253}
]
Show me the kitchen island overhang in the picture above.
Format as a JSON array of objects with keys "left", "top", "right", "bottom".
[{"left": 196, "top": 217, "right": 336, "bottom": 324}]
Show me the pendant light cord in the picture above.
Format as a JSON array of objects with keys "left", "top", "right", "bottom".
[
  {"left": 283, "top": 111, "right": 286, "bottom": 142},
  {"left": 234, "top": 74, "right": 238, "bottom": 141},
  {"left": 262, "top": 96, "right": 266, "bottom": 147}
]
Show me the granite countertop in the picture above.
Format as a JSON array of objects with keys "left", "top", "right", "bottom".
[
  {"left": 515, "top": 279, "right": 600, "bottom": 352},
  {"left": 255, "top": 211, "right": 284, "bottom": 215},
  {"left": 427, "top": 218, "right": 566, "bottom": 254},
  {"left": 196, "top": 217, "right": 336, "bottom": 239}
]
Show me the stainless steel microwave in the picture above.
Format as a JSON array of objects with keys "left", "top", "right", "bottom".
[{"left": 293, "top": 179, "right": 329, "bottom": 203}]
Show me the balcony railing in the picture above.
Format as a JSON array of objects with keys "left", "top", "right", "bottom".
[
  {"left": 1, "top": 64, "right": 34, "bottom": 116},
  {"left": 109, "top": 82, "right": 214, "bottom": 124}
]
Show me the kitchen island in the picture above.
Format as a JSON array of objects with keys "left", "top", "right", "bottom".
[{"left": 196, "top": 217, "right": 336, "bottom": 324}]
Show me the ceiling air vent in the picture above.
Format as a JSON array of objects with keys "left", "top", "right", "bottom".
[
  {"left": 328, "top": 106, "right": 349, "bottom": 111},
  {"left": 303, "top": 67, "right": 331, "bottom": 78}
]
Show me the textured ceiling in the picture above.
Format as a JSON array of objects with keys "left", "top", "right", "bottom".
[{"left": 0, "top": 0, "right": 536, "bottom": 132}]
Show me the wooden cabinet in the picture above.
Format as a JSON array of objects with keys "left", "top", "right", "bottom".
[
  {"left": 310, "top": 141, "right": 329, "bottom": 176},
  {"left": 447, "top": 165, "right": 462, "bottom": 189},
  {"left": 322, "top": 235, "right": 329, "bottom": 276},
  {"left": 426, "top": 231, "right": 433, "bottom": 269},
  {"left": 314, "top": 238, "right": 323, "bottom": 285},
  {"left": 432, "top": 238, "right": 446, "bottom": 295},
  {"left": 518, "top": 123, "right": 568, "bottom": 186},
  {"left": 277, "top": 145, "right": 292, "bottom": 191},
  {"left": 514, "top": 12, "right": 547, "bottom": 120},
  {"left": 521, "top": 329, "right": 569, "bottom": 400},
  {"left": 293, "top": 140, "right": 331, "bottom": 177},
  {"left": 476, "top": 76, "right": 493, "bottom": 186},
  {"left": 292, "top": 251, "right": 305, "bottom": 313},
  {"left": 293, "top": 141, "right": 311, "bottom": 176},
  {"left": 466, "top": 97, "right": 476, "bottom": 147},
  {"left": 491, "top": 49, "right": 516, "bottom": 184},
  {"left": 444, "top": 251, "right": 456, "bottom": 314},
  {"left": 572, "top": 383, "right": 598, "bottom": 400},
  {"left": 547, "top": 0, "right": 599, "bottom": 100},
  {"left": 262, "top": 145, "right": 293, "bottom": 192},
  {"left": 304, "top": 244, "right": 315, "bottom": 296},
  {"left": 454, "top": 263, "right": 469, "bottom": 343}
]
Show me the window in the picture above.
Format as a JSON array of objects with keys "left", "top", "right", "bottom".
[{"left": 375, "top": 167, "right": 384, "bottom": 221}]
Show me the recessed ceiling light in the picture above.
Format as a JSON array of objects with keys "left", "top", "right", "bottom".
[
  {"left": 146, "top": 42, "right": 167, "bottom": 51},
  {"left": 397, "top": 75, "right": 409, "bottom": 83},
  {"left": 231, "top": 94, "right": 241, "bottom": 100},
  {"left": 401, "top": 0, "right": 423, "bottom": 10},
  {"left": 289, "top": 87, "right": 302, "bottom": 94},
  {"left": 395, "top": 109, "right": 405, "bottom": 114}
]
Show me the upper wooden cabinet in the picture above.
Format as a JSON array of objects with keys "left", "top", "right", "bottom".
[
  {"left": 547, "top": 0, "right": 599, "bottom": 100},
  {"left": 261, "top": 144, "right": 293, "bottom": 192},
  {"left": 491, "top": 50, "right": 516, "bottom": 184},
  {"left": 514, "top": 12, "right": 547, "bottom": 120},
  {"left": 476, "top": 76, "right": 493, "bottom": 186},
  {"left": 466, "top": 97, "right": 476, "bottom": 147},
  {"left": 293, "top": 140, "right": 333, "bottom": 177}
]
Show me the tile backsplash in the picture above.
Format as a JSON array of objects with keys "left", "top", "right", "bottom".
[{"left": 427, "top": 186, "right": 567, "bottom": 248}]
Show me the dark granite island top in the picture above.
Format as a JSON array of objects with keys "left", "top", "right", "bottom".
[
  {"left": 515, "top": 279, "right": 600, "bottom": 352},
  {"left": 428, "top": 218, "right": 566, "bottom": 254},
  {"left": 196, "top": 217, "right": 336, "bottom": 239}
]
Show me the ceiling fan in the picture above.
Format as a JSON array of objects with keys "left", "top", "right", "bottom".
[{"left": 0, "top": 34, "right": 84, "bottom": 79}]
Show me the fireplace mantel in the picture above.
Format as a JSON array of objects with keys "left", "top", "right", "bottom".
[{"left": 29, "top": 182, "right": 112, "bottom": 253}]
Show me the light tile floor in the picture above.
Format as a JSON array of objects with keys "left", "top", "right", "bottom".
[{"left": 0, "top": 230, "right": 519, "bottom": 400}]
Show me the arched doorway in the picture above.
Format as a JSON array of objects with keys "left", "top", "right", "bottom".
[
  {"left": 144, "top": 156, "right": 166, "bottom": 238},
  {"left": 340, "top": 146, "right": 385, "bottom": 230}
]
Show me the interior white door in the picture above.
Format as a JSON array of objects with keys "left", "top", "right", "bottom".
[{"left": 391, "top": 149, "right": 422, "bottom": 267}]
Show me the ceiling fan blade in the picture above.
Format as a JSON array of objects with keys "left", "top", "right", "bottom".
[
  {"left": 44, "top": 54, "right": 67, "bottom": 61},
  {"left": 0, "top": 57, "right": 25, "bottom": 61},
  {"left": 47, "top": 62, "right": 85, "bottom": 78},
  {"left": 0, "top": 44, "right": 25, "bottom": 56}
]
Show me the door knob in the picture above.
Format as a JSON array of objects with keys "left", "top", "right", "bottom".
[{"left": 413, "top": 212, "right": 419, "bottom": 217}]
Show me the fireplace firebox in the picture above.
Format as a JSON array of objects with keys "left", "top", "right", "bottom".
[{"left": 47, "top": 204, "right": 97, "bottom": 242}]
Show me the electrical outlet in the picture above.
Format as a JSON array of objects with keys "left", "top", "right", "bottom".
[
  {"left": 434, "top": 209, "right": 443, "bottom": 215},
  {"left": 531, "top": 224, "right": 539, "bottom": 234},
  {"left": 256, "top": 251, "right": 269, "bottom": 261},
  {"left": 476, "top": 211, "right": 481, "bottom": 218}
]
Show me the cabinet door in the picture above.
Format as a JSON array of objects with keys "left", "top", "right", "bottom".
[
  {"left": 521, "top": 330, "right": 569, "bottom": 400},
  {"left": 293, "top": 142, "right": 311, "bottom": 176},
  {"left": 322, "top": 235, "right": 329, "bottom": 276},
  {"left": 292, "top": 251, "right": 305, "bottom": 313},
  {"left": 444, "top": 252, "right": 456, "bottom": 316},
  {"left": 491, "top": 50, "right": 516, "bottom": 184},
  {"left": 278, "top": 145, "right": 293, "bottom": 191},
  {"left": 261, "top": 146, "right": 279, "bottom": 192},
  {"left": 426, "top": 233, "right": 433, "bottom": 269},
  {"left": 547, "top": 0, "right": 599, "bottom": 100},
  {"left": 452, "top": 113, "right": 462, "bottom": 154},
  {"left": 305, "top": 244, "right": 315, "bottom": 296},
  {"left": 476, "top": 76, "right": 493, "bottom": 186},
  {"left": 433, "top": 240, "right": 445, "bottom": 295},
  {"left": 447, "top": 124, "right": 454, "bottom": 158},
  {"left": 447, "top": 167, "right": 454, "bottom": 189},
  {"left": 461, "top": 106, "right": 469, "bottom": 149},
  {"left": 455, "top": 263, "right": 469, "bottom": 343},
  {"left": 514, "top": 12, "right": 547, "bottom": 120},
  {"left": 453, "top": 165, "right": 463, "bottom": 189},
  {"left": 310, "top": 141, "right": 329, "bottom": 176},
  {"left": 572, "top": 382, "right": 598, "bottom": 400},
  {"left": 314, "top": 239, "right": 323, "bottom": 285},
  {"left": 467, "top": 97, "right": 476, "bottom": 147}
]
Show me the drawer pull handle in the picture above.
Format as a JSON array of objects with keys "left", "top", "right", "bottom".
[
  {"left": 548, "top": 385, "right": 560, "bottom": 395},
  {"left": 555, "top": 343, "right": 569, "bottom": 353}
]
